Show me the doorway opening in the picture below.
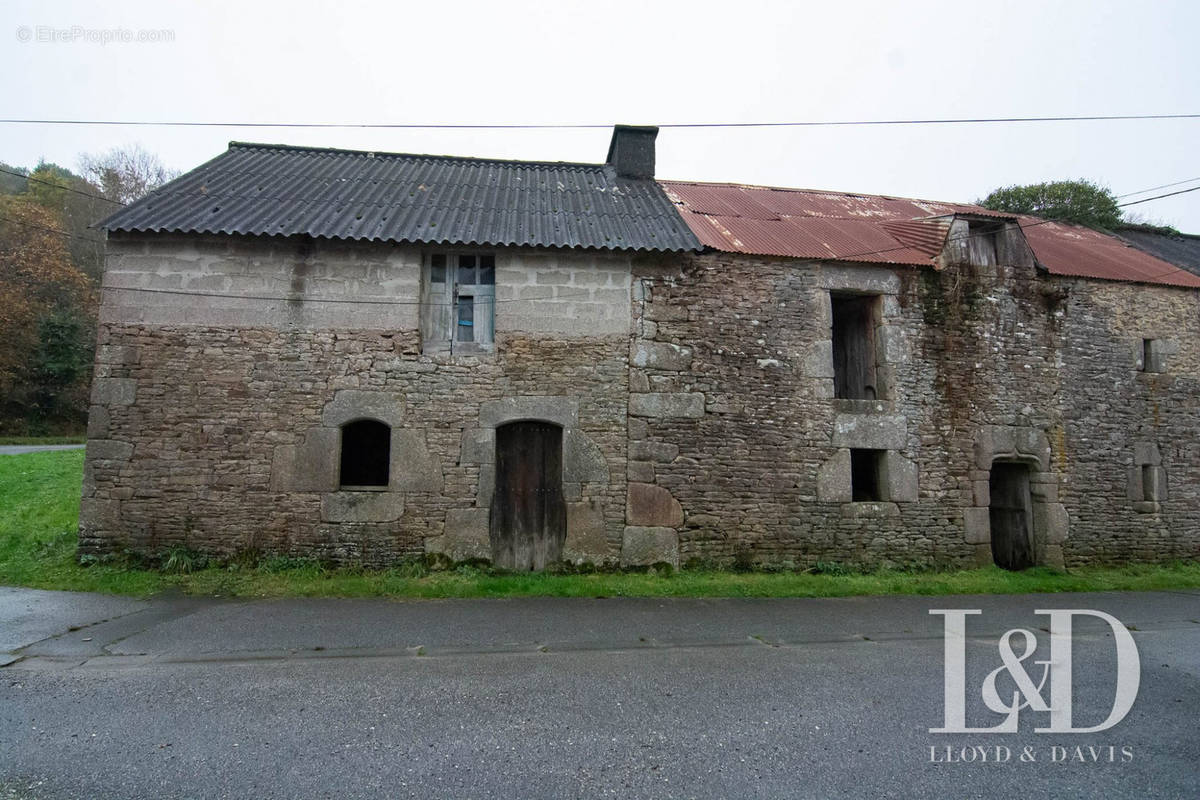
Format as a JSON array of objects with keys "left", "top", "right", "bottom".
[
  {"left": 489, "top": 421, "right": 566, "bottom": 570},
  {"left": 989, "top": 461, "right": 1035, "bottom": 570}
]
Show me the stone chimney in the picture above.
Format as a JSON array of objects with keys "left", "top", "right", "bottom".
[{"left": 606, "top": 125, "right": 658, "bottom": 179}]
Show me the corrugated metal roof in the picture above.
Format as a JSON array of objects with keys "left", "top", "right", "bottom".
[
  {"left": 1022, "top": 221, "right": 1200, "bottom": 286},
  {"left": 661, "top": 180, "right": 1200, "bottom": 287},
  {"left": 660, "top": 181, "right": 956, "bottom": 265},
  {"left": 101, "top": 142, "right": 701, "bottom": 253},
  {"left": 1116, "top": 229, "right": 1200, "bottom": 277}
]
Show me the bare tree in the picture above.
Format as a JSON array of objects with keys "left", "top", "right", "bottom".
[{"left": 79, "top": 144, "right": 179, "bottom": 205}]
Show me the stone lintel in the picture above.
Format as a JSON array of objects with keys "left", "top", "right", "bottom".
[
  {"left": 832, "top": 414, "right": 906, "bottom": 450},
  {"left": 322, "top": 390, "right": 404, "bottom": 428},
  {"left": 479, "top": 396, "right": 578, "bottom": 429}
]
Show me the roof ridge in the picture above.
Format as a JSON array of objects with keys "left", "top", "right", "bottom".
[{"left": 226, "top": 141, "right": 607, "bottom": 170}]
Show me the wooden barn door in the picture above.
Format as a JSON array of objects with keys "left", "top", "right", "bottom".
[
  {"left": 490, "top": 422, "right": 566, "bottom": 571},
  {"left": 989, "top": 462, "right": 1035, "bottom": 570}
]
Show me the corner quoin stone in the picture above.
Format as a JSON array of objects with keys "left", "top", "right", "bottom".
[
  {"left": 631, "top": 341, "right": 693, "bottom": 372},
  {"left": 86, "top": 439, "right": 134, "bottom": 461},
  {"left": 628, "top": 392, "right": 705, "bottom": 419},
  {"left": 90, "top": 377, "right": 137, "bottom": 407}
]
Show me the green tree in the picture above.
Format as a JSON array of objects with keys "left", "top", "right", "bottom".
[
  {"left": 26, "top": 164, "right": 74, "bottom": 211},
  {"left": 0, "top": 162, "right": 28, "bottom": 195},
  {"left": 979, "top": 179, "right": 1123, "bottom": 230},
  {"left": 31, "top": 306, "right": 95, "bottom": 419},
  {"left": 0, "top": 196, "right": 95, "bottom": 429}
]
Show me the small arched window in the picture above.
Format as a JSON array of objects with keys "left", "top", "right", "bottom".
[{"left": 339, "top": 419, "right": 391, "bottom": 488}]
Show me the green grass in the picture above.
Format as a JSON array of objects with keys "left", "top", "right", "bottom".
[
  {"left": 0, "top": 436, "right": 86, "bottom": 446},
  {"left": 2, "top": 450, "right": 1199, "bottom": 599}
]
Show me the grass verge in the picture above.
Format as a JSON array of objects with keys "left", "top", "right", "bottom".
[{"left": 3, "top": 450, "right": 1199, "bottom": 599}]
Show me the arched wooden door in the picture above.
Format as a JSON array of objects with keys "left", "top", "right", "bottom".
[
  {"left": 489, "top": 421, "right": 566, "bottom": 571},
  {"left": 989, "top": 462, "right": 1035, "bottom": 570}
]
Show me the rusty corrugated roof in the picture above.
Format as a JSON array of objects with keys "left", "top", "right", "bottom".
[
  {"left": 1022, "top": 221, "right": 1200, "bottom": 286},
  {"left": 661, "top": 180, "right": 1200, "bottom": 287},
  {"left": 101, "top": 142, "right": 701, "bottom": 253}
]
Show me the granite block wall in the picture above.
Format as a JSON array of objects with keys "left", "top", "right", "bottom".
[{"left": 80, "top": 232, "right": 1200, "bottom": 569}]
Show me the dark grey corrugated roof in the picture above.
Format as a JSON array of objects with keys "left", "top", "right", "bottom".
[
  {"left": 1116, "top": 228, "right": 1200, "bottom": 276},
  {"left": 100, "top": 142, "right": 700, "bottom": 253}
]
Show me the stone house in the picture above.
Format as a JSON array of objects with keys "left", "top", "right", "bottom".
[{"left": 82, "top": 126, "right": 1200, "bottom": 570}]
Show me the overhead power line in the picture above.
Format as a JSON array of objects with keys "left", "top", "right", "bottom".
[
  {"left": 0, "top": 214, "right": 106, "bottom": 244},
  {"left": 1117, "top": 185, "right": 1200, "bottom": 208},
  {"left": 0, "top": 167, "right": 125, "bottom": 207},
  {"left": 1116, "top": 176, "right": 1200, "bottom": 199},
  {"left": 0, "top": 113, "right": 1198, "bottom": 130}
]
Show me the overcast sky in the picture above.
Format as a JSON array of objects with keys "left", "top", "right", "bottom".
[{"left": 4, "top": 0, "right": 1199, "bottom": 230}]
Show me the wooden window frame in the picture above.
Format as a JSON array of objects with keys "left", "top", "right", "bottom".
[
  {"left": 831, "top": 292, "right": 882, "bottom": 401},
  {"left": 422, "top": 252, "right": 496, "bottom": 354}
]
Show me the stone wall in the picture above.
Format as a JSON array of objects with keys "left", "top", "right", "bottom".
[
  {"left": 627, "top": 251, "right": 1200, "bottom": 569},
  {"left": 1057, "top": 280, "right": 1200, "bottom": 564},
  {"left": 81, "top": 234, "right": 630, "bottom": 566},
  {"left": 82, "top": 232, "right": 1200, "bottom": 569}
]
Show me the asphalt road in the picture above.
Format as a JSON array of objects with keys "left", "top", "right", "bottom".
[
  {"left": 0, "top": 445, "right": 85, "bottom": 456},
  {"left": 1, "top": 588, "right": 1198, "bottom": 799}
]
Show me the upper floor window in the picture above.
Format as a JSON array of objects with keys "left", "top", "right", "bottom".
[
  {"left": 965, "top": 220, "right": 1002, "bottom": 266},
  {"left": 422, "top": 253, "right": 495, "bottom": 353},
  {"left": 831, "top": 293, "right": 880, "bottom": 400}
]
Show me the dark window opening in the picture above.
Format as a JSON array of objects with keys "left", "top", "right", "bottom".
[
  {"left": 832, "top": 294, "right": 879, "bottom": 400},
  {"left": 850, "top": 449, "right": 885, "bottom": 501},
  {"left": 1140, "top": 338, "right": 1156, "bottom": 372},
  {"left": 1141, "top": 464, "right": 1166, "bottom": 502},
  {"left": 339, "top": 419, "right": 391, "bottom": 488}
]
